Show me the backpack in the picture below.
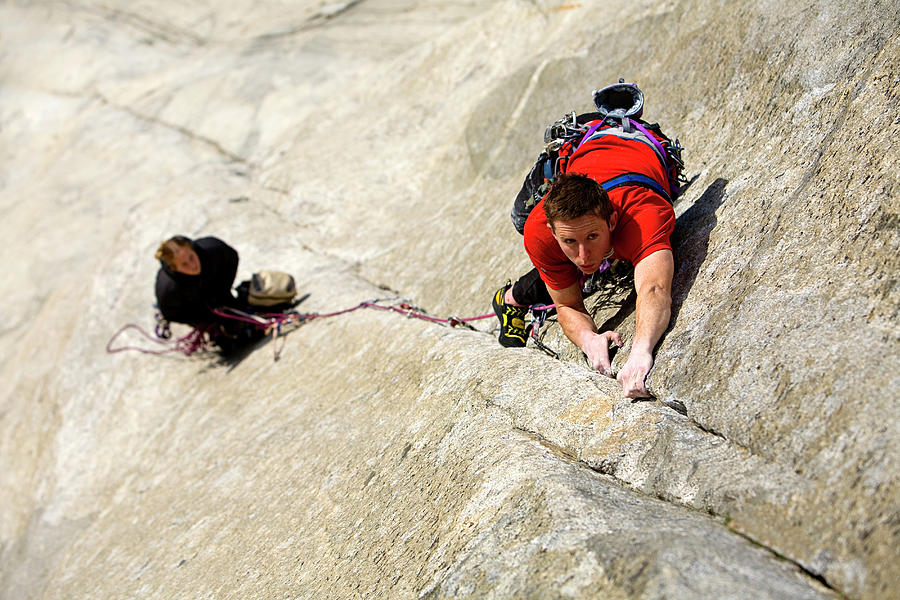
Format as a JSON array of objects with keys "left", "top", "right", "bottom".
[
  {"left": 510, "top": 80, "right": 685, "bottom": 234},
  {"left": 247, "top": 270, "right": 297, "bottom": 307}
]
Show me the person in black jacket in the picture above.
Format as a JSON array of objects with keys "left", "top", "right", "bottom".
[
  {"left": 154, "top": 235, "right": 270, "bottom": 357},
  {"left": 154, "top": 235, "right": 241, "bottom": 328}
]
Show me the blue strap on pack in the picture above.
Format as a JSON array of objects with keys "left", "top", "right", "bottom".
[{"left": 599, "top": 173, "right": 671, "bottom": 203}]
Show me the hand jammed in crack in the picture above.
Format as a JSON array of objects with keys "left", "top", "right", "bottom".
[
  {"left": 616, "top": 348, "right": 655, "bottom": 398},
  {"left": 582, "top": 330, "right": 623, "bottom": 377},
  {"left": 547, "top": 246, "right": 672, "bottom": 399}
]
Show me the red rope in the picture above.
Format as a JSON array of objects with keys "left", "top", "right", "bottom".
[
  {"left": 300, "top": 300, "right": 495, "bottom": 326},
  {"left": 108, "top": 299, "right": 502, "bottom": 358}
]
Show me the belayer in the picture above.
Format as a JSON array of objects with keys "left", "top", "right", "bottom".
[
  {"left": 492, "top": 80, "right": 685, "bottom": 398},
  {"left": 155, "top": 235, "right": 241, "bottom": 326},
  {"left": 154, "top": 235, "right": 268, "bottom": 354}
]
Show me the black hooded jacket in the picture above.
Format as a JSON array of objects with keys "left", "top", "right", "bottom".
[{"left": 155, "top": 237, "right": 240, "bottom": 327}]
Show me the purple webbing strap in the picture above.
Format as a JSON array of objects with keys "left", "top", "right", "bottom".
[
  {"left": 630, "top": 120, "right": 667, "bottom": 162},
  {"left": 590, "top": 259, "right": 612, "bottom": 277},
  {"left": 575, "top": 120, "right": 607, "bottom": 151}
]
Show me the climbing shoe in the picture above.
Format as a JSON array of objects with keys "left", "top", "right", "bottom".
[{"left": 492, "top": 282, "right": 528, "bottom": 348}]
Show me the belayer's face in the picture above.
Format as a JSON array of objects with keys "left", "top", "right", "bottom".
[
  {"left": 549, "top": 212, "right": 617, "bottom": 275},
  {"left": 173, "top": 247, "right": 201, "bottom": 275}
]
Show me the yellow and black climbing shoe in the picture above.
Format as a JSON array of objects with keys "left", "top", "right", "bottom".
[{"left": 492, "top": 282, "right": 528, "bottom": 348}]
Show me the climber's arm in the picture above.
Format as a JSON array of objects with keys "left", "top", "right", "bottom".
[{"left": 617, "top": 249, "right": 673, "bottom": 398}]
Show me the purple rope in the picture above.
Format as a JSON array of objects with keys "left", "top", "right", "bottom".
[
  {"left": 294, "top": 300, "right": 494, "bottom": 326},
  {"left": 575, "top": 120, "right": 607, "bottom": 151}
]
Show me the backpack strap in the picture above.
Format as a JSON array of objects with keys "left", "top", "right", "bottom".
[
  {"left": 599, "top": 173, "right": 671, "bottom": 204},
  {"left": 575, "top": 120, "right": 607, "bottom": 151},
  {"left": 630, "top": 121, "right": 669, "bottom": 169}
]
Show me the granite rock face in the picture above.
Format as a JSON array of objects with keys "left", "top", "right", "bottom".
[{"left": 0, "top": 1, "right": 896, "bottom": 599}]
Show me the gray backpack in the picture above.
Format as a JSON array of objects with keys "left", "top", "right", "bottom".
[
  {"left": 510, "top": 80, "right": 685, "bottom": 234},
  {"left": 248, "top": 270, "right": 297, "bottom": 307}
]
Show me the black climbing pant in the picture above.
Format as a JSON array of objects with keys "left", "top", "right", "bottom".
[{"left": 511, "top": 268, "right": 554, "bottom": 307}]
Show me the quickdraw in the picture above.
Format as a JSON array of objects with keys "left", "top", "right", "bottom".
[
  {"left": 154, "top": 311, "right": 171, "bottom": 339},
  {"left": 526, "top": 304, "right": 559, "bottom": 360}
]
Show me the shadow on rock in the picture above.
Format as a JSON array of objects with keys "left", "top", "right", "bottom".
[
  {"left": 218, "top": 334, "right": 270, "bottom": 372},
  {"left": 593, "top": 265, "right": 637, "bottom": 362},
  {"left": 669, "top": 177, "right": 728, "bottom": 325}
]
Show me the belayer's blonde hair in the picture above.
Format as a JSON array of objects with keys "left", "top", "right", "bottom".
[{"left": 155, "top": 236, "right": 192, "bottom": 268}]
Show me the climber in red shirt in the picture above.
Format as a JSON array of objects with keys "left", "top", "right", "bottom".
[{"left": 492, "top": 133, "right": 676, "bottom": 398}]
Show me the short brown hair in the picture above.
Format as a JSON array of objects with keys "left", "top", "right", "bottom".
[
  {"left": 154, "top": 236, "right": 192, "bottom": 268},
  {"left": 543, "top": 172, "right": 613, "bottom": 226}
]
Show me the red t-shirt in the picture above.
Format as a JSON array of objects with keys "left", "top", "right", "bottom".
[{"left": 523, "top": 134, "right": 676, "bottom": 290}]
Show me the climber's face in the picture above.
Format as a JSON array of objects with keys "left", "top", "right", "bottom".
[
  {"left": 173, "top": 246, "right": 201, "bottom": 275},
  {"left": 548, "top": 211, "right": 618, "bottom": 274}
]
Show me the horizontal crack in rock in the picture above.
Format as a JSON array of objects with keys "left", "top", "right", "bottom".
[
  {"left": 85, "top": 5, "right": 208, "bottom": 46},
  {"left": 252, "top": 0, "right": 366, "bottom": 43}
]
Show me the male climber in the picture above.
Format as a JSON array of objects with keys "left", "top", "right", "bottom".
[{"left": 492, "top": 83, "right": 677, "bottom": 398}]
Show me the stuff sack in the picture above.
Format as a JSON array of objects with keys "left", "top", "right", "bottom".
[
  {"left": 247, "top": 270, "right": 297, "bottom": 307},
  {"left": 510, "top": 80, "right": 685, "bottom": 234}
]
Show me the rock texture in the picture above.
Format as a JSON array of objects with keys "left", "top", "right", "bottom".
[{"left": 0, "top": 1, "right": 896, "bottom": 599}]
